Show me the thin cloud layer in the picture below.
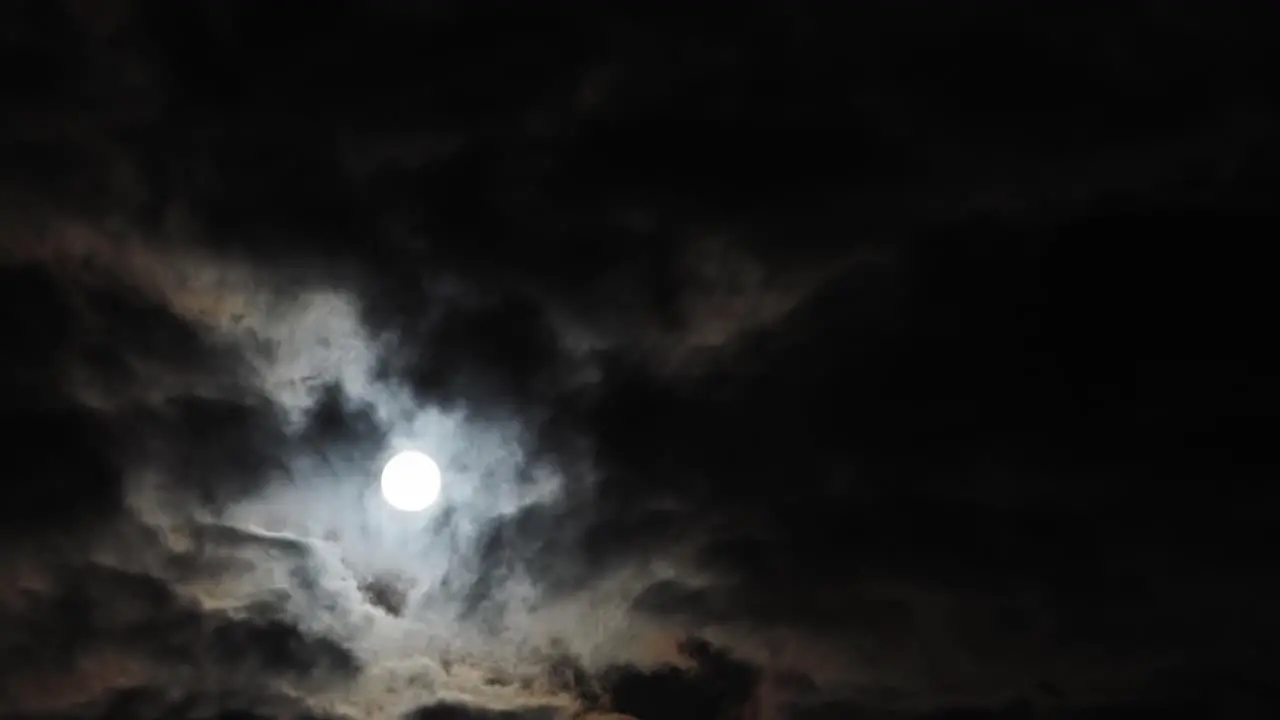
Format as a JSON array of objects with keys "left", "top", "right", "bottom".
[{"left": 3, "top": 2, "right": 1278, "bottom": 719}]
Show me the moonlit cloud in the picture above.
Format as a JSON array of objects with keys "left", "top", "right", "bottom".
[{"left": 2, "top": 3, "right": 1276, "bottom": 719}]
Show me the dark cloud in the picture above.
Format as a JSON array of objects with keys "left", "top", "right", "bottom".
[
  {"left": 2, "top": 1, "right": 1278, "bottom": 718},
  {"left": 0, "top": 530, "right": 358, "bottom": 717}
]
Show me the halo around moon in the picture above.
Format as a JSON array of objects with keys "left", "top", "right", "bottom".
[{"left": 379, "top": 450, "right": 442, "bottom": 512}]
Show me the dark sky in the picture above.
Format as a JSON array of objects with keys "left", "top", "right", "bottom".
[{"left": 1, "top": 2, "right": 1277, "bottom": 718}]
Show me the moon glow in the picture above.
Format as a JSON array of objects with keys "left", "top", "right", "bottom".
[{"left": 379, "top": 450, "right": 442, "bottom": 512}]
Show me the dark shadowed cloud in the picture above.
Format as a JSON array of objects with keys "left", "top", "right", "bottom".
[{"left": 2, "top": 1, "right": 1278, "bottom": 718}]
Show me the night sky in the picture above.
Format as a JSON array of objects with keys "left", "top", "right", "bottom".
[{"left": 1, "top": 2, "right": 1277, "bottom": 719}]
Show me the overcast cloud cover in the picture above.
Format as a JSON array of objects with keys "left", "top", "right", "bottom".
[{"left": 1, "top": 2, "right": 1278, "bottom": 718}]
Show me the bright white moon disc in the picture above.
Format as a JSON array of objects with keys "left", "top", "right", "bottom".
[{"left": 379, "top": 450, "right": 442, "bottom": 512}]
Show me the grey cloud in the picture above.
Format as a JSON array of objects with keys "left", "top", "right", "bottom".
[
  {"left": 3, "top": 3, "right": 1276, "bottom": 719},
  {"left": 0, "top": 233, "right": 650, "bottom": 718},
  {"left": 0, "top": 538, "right": 358, "bottom": 718}
]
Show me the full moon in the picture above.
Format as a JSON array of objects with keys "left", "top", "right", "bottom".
[{"left": 379, "top": 450, "right": 442, "bottom": 512}]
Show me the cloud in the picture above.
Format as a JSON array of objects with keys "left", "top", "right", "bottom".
[
  {"left": 0, "top": 519, "right": 357, "bottom": 717},
  {"left": 2, "top": 214, "right": 855, "bottom": 717},
  {"left": 1, "top": 225, "right": 683, "bottom": 717},
  {"left": 3, "top": 3, "right": 1278, "bottom": 719}
]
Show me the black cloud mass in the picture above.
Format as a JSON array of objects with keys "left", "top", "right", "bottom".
[{"left": 1, "top": 2, "right": 1277, "bottom": 719}]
